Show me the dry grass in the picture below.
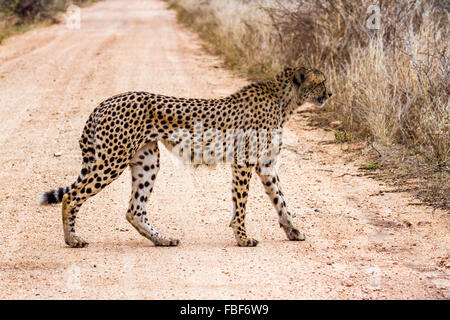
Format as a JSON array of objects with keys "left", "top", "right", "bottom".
[{"left": 167, "top": 0, "right": 449, "bottom": 209}]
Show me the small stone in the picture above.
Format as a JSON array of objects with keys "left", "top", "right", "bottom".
[
  {"left": 342, "top": 280, "right": 353, "bottom": 287},
  {"left": 403, "top": 220, "right": 412, "bottom": 227},
  {"left": 54, "top": 152, "right": 62, "bottom": 157}
]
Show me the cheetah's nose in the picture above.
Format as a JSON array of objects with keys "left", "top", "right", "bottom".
[{"left": 328, "top": 93, "right": 332, "bottom": 98}]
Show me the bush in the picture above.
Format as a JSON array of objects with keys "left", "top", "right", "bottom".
[
  {"left": 0, "top": 0, "right": 95, "bottom": 43},
  {"left": 0, "top": 0, "right": 55, "bottom": 20},
  {"left": 0, "top": 0, "right": 93, "bottom": 22},
  {"left": 264, "top": 1, "right": 449, "bottom": 165}
]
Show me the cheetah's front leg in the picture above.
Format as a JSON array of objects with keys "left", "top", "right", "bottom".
[
  {"left": 256, "top": 165, "right": 305, "bottom": 241},
  {"left": 229, "top": 164, "right": 258, "bottom": 247}
]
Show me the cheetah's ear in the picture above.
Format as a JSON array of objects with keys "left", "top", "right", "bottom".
[{"left": 293, "top": 67, "right": 308, "bottom": 86}]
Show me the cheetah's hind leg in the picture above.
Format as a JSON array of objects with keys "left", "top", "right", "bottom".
[
  {"left": 125, "top": 142, "right": 179, "bottom": 247},
  {"left": 62, "top": 193, "right": 89, "bottom": 248},
  {"left": 61, "top": 159, "right": 127, "bottom": 248}
]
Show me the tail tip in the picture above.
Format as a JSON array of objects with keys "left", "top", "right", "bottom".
[
  {"left": 38, "top": 194, "right": 48, "bottom": 206},
  {"left": 38, "top": 188, "right": 64, "bottom": 205}
]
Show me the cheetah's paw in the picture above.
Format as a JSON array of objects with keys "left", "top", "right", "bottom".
[
  {"left": 154, "top": 236, "right": 180, "bottom": 247},
  {"left": 237, "top": 237, "right": 259, "bottom": 247},
  {"left": 65, "top": 235, "right": 89, "bottom": 248},
  {"left": 283, "top": 226, "right": 306, "bottom": 241}
]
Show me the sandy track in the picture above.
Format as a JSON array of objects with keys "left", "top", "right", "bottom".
[{"left": 0, "top": 0, "right": 448, "bottom": 299}]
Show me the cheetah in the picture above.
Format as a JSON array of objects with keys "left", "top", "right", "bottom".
[{"left": 38, "top": 67, "right": 332, "bottom": 248}]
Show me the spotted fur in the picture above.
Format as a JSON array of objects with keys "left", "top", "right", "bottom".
[{"left": 39, "top": 67, "right": 331, "bottom": 247}]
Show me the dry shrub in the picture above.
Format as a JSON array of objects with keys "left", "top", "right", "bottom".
[
  {"left": 258, "top": 0, "right": 448, "bottom": 165},
  {"left": 0, "top": 0, "right": 69, "bottom": 21},
  {"left": 0, "top": 1, "right": 97, "bottom": 23},
  {"left": 0, "top": 0, "right": 97, "bottom": 43},
  {"left": 168, "top": 0, "right": 449, "bottom": 208},
  {"left": 167, "top": 0, "right": 280, "bottom": 78}
]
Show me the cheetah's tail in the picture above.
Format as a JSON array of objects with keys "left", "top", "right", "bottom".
[
  {"left": 38, "top": 183, "right": 77, "bottom": 205},
  {"left": 38, "top": 167, "right": 90, "bottom": 205},
  {"left": 39, "top": 113, "right": 98, "bottom": 206}
]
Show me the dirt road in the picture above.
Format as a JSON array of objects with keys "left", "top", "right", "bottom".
[{"left": 0, "top": 0, "right": 448, "bottom": 299}]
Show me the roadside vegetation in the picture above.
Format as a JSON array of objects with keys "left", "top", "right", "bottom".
[
  {"left": 0, "top": 0, "right": 98, "bottom": 43},
  {"left": 167, "top": 0, "right": 449, "bottom": 209}
]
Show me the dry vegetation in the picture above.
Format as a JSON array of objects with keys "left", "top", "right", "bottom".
[
  {"left": 167, "top": 0, "right": 449, "bottom": 209},
  {"left": 0, "top": 0, "right": 97, "bottom": 43}
]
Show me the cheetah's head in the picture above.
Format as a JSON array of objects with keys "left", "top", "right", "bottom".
[{"left": 287, "top": 67, "right": 332, "bottom": 107}]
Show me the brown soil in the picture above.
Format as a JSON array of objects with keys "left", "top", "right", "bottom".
[{"left": 0, "top": 0, "right": 448, "bottom": 299}]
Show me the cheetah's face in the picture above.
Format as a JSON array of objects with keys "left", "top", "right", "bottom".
[{"left": 292, "top": 67, "right": 332, "bottom": 107}]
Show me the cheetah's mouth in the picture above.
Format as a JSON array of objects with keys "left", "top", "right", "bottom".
[
  {"left": 313, "top": 93, "right": 332, "bottom": 106},
  {"left": 313, "top": 96, "right": 326, "bottom": 106}
]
